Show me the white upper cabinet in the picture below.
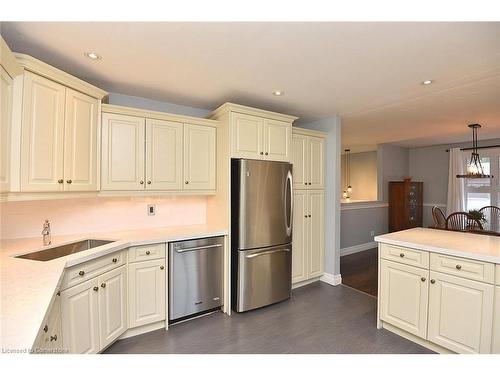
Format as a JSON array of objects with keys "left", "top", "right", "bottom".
[
  {"left": 0, "top": 66, "right": 13, "bottom": 192},
  {"left": 21, "top": 71, "right": 66, "bottom": 192},
  {"left": 63, "top": 88, "right": 99, "bottom": 191},
  {"left": 292, "top": 131, "right": 325, "bottom": 190},
  {"left": 263, "top": 118, "right": 290, "bottom": 162},
  {"left": 146, "top": 118, "right": 183, "bottom": 190},
  {"left": 231, "top": 112, "right": 263, "bottom": 159},
  {"left": 101, "top": 113, "right": 145, "bottom": 191},
  {"left": 183, "top": 123, "right": 216, "bottom": 190}
]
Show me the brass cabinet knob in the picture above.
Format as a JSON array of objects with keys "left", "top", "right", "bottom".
[
  {"left": 265, "top": 152, "right": 269, "bottom": 155},
  {"left": 50, "top": 335, "right": 57, "bottom": 342},
  {"left": 304, "top": 182, "right": 307, "bottom": 185},
  {"left": 421, "top": 277, "right": 426, "bottom": 282},
  {"left": 112, "top": 258, "right": 117, "bottom": 263},
  {"left": 101, "top": 283, "right": 106, "bottom": 288},
  {"left": 56, "top": 291, "right": 60, "bottom": 296},
  {"left": 93, "top": 286, "right": 99, "bottom": 291},
  {"left": 79, "top": 270, "right": 85, "bottom": 276},
  {"left": 57, "top": 179, "right": 64, "bottom": 184},
  {"left": 66, "top": 180, "right": 72, "bottom": 184},
  {"left": 146, "top": 251, "right": 151, "bottom": 255},
  {"left": 185, "top": 181, "right": 189, "bottom": 184},
  {"left": 43, "top": 325, "right": 48, "bottom": 333},
  {"left": 140, "top": 180, "right": 144, "bottom": 184},
  {"left": 260, "top": 152, "right": 264, "bottom": 155},
  {"left": 304, "top": 215, "right": 308, "bottom": 218},
  {"left": 308, "top": 182, "right": 312, "bottom": 185},
  {"left": 160, "top": 266, "right": 165, "bottom": 270},
  {"left": 430, "top": 279, "right": 436, "bottom": 284},
  {"left": 147, "top": 180, "right": 152, "bottom": 184},
  {"left": 308, "top": 214, "right": 311, "bottom": 218},
  {"left": 456, "top": 264, "right": 462, "bottom": 270},
  {"left": 400, "top": 253, "right": 405, "bottom": 258}
]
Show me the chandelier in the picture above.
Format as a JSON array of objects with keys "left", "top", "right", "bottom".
[{"left": 456, "top": 124, "right": 492, "bottom": 179}]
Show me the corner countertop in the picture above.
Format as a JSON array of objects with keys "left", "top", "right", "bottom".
[
  {"left": 0, "top": 224, "right": 228, "bottom": 352},
  {"left": 375, "top": 227, "right": 500, "bottom": 264}
]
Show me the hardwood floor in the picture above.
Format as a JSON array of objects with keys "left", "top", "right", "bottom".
[
  {"left": 104, "top": 282, "right": 432, "bottom": 354},
  {"left": 340, "top": 248, "right": 378, "bottom": 296}
]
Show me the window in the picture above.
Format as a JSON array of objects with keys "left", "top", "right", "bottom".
[{"left": 463, "top": 149, "right": 500, "bottom": 210}]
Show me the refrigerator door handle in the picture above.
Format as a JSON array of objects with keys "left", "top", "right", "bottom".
[
  {"left": 245, "top": 248, "right": 291, "bottom": 258},
  {"left": 285, "top": 169, "right": 293, "bottom": 236}
]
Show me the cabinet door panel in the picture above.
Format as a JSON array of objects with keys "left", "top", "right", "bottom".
[
  {"left": 63, "top": 89, "right": 99, "bottom": 191},
  {"left": 428, "top": 271, "right": 494, "bottom": 353},
  {"left": 380, "top": 260, "right": 429, "bottom": 339},
  {"left": 128, "top": 259, "right": 166, "bottom": 328},
  {"left": 61, "top": 278, "right": 100, "bottom": 354},
  {"left": 291, "top": 134, "right": 308, "bottom": 189},
  {"left": 0, "top": 67, "right": 13, "bottom": 192},
  {"left": 231, "top": 112, "right": 263, "bottom": 159},
  {"left": 183, "top": 124, "right": 216, "bottom": 190},
  {"left": 308, "top": 190, "right": 324, "bottom": 278},
  {"left": 292, "top": 190, "right": 308, "bottom": 284},
  {"left": 309, "top": 137, "right": 324, "bottom": 189},
  {"left": 101, "top": 113, "right": 145, "bottom": 190},
  {"left": 264, "top": 119, "right": 290, "bottom": 161},
  {"left": 21, "top": 71, "right": 65, "bottom": 191},
  {"left": 98, "top": 265, "right": 127, "bottom": 349},
  {"left": 493, "top": 287, "right": 500, "bottom": 354},
  {"left": 145, "top": 118, "right": 183, "bottom": 190}
]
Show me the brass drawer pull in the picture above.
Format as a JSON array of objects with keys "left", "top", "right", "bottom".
[
  {"left": 50, "top": 335, "right": 57, "bottom": 342},
  {"left": 430, "top": 279, "right": 436, "bottom": 284},
  {"left": 399, "top": 253, "right": 405, "bottom": 258},
  {"left": 160, "top": 266, "right": 165, "bottom": 270},
  {"left": 58, "top": 179, "right": 63, "bottom": 184},
  {"left": 112, "top": 258, "right": 118, "bottom": 263},
  {"left": 78, "top": 270, "right": 85, "bottom": 276},
  {"left": 421, "top": 277, "right": 426, "bottom": 282},
  {"left": 101, "top": 283, "right": 106, "bottom": 288},
  {"left": 456, "top": 264, "right": 462, "bottom": 270},
  {"left": 66, "top": 180, "right": 72, "bottom": 184},
  {"left": 146, "top": 251, "right": 151, "bottom": 255},
  {"left": 93, "top": 286, "right": 99, "bottom": 291},
  {"left": 43, "top": 325, "right": 48, "bottom": 333}
]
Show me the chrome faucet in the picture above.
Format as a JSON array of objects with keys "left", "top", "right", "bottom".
[{"left": 42, "top": 219, "right": 51, "bottom": 246}]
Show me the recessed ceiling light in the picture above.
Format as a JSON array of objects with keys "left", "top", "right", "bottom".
[
  {"left": 272, "top": 90, "right": 285, "bottom": 96},
  {"left": 84, "top": 52, "right": 101, "bottom": 60},
  {"left": 422, "top": 80, "right": 433, "bottom": 85}
]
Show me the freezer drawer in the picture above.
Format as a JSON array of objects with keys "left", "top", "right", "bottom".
[
  {"left": 235, "top": 244, "right": 292, "bottom": 312},
  {"left": 169, "top": 237, "right": 224, "bottom": 321}
]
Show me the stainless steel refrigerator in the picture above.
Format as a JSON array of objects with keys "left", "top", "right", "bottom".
[{"left": 231, "top": 159, "right": 293, "bottom": 312}]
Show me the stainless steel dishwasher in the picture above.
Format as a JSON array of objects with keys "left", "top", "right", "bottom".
[{"left": 169, "top": 236, "right": 224, "bottom": 322}]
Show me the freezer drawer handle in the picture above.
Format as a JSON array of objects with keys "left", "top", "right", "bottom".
[
  {"left": 245, "top": 248, "right": 290, "bottom": 258},
  {"left": 175, "top": 244, "right": 222, "bottom": 253}
]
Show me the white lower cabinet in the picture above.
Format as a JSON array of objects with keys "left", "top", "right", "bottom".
[
  {"left": 292, "top": 190, "right": 324, "bottom": 284},
  {"left": 380, "top": 260, "right": 429, "bottom": 339},
  {"left": 33, "top": 293, "right": 62, "bottom": 353},
  {"left": 427, "top": 271, "right": 494, "bottom": 354},
  {"left": 61, "top": 265, "right": 127, "bottom": 353},
  {"left": 128, "top": 258, "right": 166, "bottom": 328},
  {"left": 493, "top": 287, "right": 500, "bottom": 354}
]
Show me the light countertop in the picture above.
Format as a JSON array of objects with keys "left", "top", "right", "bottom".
[
  {"left": 0, "top": 224, "right": 228, "bottom": 352},
  {"left": 375, "top": 227, "right": 500, "bottom": 264}
]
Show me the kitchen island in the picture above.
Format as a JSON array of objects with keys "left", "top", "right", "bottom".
[{"left": 375, "top": 227, "right": 500, "bottom": 354}]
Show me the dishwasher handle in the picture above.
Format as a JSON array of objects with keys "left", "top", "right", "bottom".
[{"left": 175, "top": 243, "right": 222, "bottom": 253}]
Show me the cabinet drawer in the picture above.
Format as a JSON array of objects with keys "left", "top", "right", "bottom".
[
  {"left": 128, "top": 243, "right": 165, "bottom": 263},
  {"left": 380, "top": 243, "right": 429, "bottom": 269},
  {"left": 430, "top": 253, "right": 495, "bottom": 284},
  {"left": 60, "top": 251, "right": 126, "bottom": 290},
  {"left": 496, "top": 265, "right": 500, "bottom": 285}
]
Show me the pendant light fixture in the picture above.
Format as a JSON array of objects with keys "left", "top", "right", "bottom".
[
  {"left": 456, "top": 124, "right": 493, "bottom": 179},
  {"left": 343, "top": 149, "right": 352, "bottom": 200}
]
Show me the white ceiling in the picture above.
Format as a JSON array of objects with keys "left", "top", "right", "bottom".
[{"left": 1, "top": 22, "right": 499, "bottom": 149}]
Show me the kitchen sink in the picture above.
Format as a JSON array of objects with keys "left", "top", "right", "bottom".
[{"left": 15, "top": 239, "right": 116, "bottom": 261}]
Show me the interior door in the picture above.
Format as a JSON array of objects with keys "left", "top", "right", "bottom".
[
  {"left": 145, "top": 118, "right": 183, "bottom": 190},
  {"left": 63, "top": 88, "right": 99, "bottom": 191},
  {"left": 231, "top": 112, "right": 263, "bottom": 159},
  {"left": 379, "top": 259, "right": 429, "bottom": 339},
  {"left": 263, "top": 118, "right": 291, "bottom": 162},
  {"left": 292, "top": 190, "right": 308, "bottom": 284},
  {"left": 308, "top": 190, "right": 324, "bottom": 277},
  {"left": 98, "top": 265, "right": 127, "bottom": 349},
  {"left": 183, "top": 123, "right": 216, "bottom": 190},
  {"left": 427, "top": 271, "right": 494, "bottom": 353},
  {"left": 101, "top": 113, "right": 145, "bottom": 190},
  {"left": 21, "top": 71, "right": 66, "bottom": 192}
]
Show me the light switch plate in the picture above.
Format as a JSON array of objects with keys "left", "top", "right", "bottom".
[{"left": 147, "top": 204, "right": 156, "bottom": 216}]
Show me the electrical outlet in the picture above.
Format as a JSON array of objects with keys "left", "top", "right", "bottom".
[
  {"left": 147, "top": 204, "right": 156, "bottom": 216},
  {"left": 370, "top": 230, "right": 375, "bottom": 237}
]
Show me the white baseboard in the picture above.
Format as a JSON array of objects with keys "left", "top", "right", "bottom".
[
  {"left": 292, "top": 276, "right": 322, "bottom": 289},
  {"left": 340, "top": 241, "right": 377, "bottom": 256},
  {"left": 320, "top": 272, "right": 342, "bottom": 286}
]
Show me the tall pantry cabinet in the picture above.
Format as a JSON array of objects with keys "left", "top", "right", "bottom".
[{"left": 291, "top": 128, "right": 326, "bottom": 285}]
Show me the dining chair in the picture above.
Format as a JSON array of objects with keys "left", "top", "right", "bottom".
[
  {"left": 479, "top": 206, "right": 500, "bottom": 232},
  {"left": 446, "top": 212, "right": 483, "bottom": 231},
  {"left": 431, "top": 206, "right": 446, "bottom": 229}
]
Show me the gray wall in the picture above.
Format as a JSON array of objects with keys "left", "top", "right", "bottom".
[
  {"left": 300, "top": 116, "right": 342, "bottom": 276},
  {"left": 107, "top": 92, "right": 211, "bottom": 117},
  {"left": 377, "top": 144, "right": 410, "bottom": 202},
  {"left": 341, "top": 151, "right": 378, "bottom": 201},
  {"left": 341, "top": 206, "right": 388, "bottom": 249}
]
